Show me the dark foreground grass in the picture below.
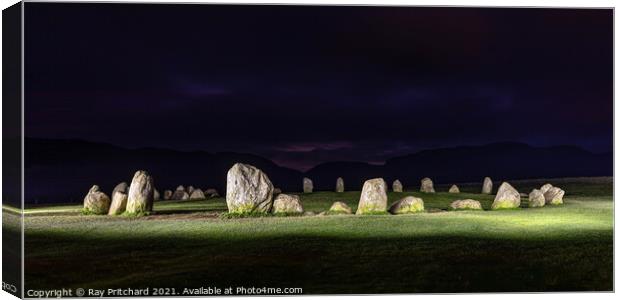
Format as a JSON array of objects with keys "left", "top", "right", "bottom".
[{"left": 15, "top": 177, "right": 613, "bottom": 293}]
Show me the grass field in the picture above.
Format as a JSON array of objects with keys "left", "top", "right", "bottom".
[{"left": 10, "top": 177, "right": 613, "bottom": 294}]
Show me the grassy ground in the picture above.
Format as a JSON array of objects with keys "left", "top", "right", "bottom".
[{"left": 12, "top": 177, "right": 613, "bottom": 293}]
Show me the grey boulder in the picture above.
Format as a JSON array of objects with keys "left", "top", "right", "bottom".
[
  {"left": 389, "top": 196, "right": 424, "bottom": 214},
  {"left": 420, "top": 177, "right": 435, "bottom": 193},
  {"left": 482, "top": 177, "right": 493, "bottom": 194},
  {"left": 272, "top": 194, "right": 304, "bottom": 214},
  {"left": 491, "top": 182, "right": 520, "bottom": 210},
  {"left": 83, "top": 185, "right": 111, "bottom": 215},
  {"left": 450, "top": 199, "right": 482, "bottom": 210},
  {"left": 392, "top": 180, "right": 403, "bottom": 192},
  {"left": 108, "top": 190, "right": 128, "bottom": 215},
  {"left": 336, "top": 177, "right": 344, "bottom": 193},
  {"left": 226, "top": 163, "right": 274, "bottom": 213},
  {"left": 544, "top": 186, "right": 565, "bottom": 205},
  {"left": 126, "top": 170, "right": 155, "bottom": 214},
  {"left": 528, "top": 189, "right": 545, "bottom": 208},
  {"left": 190, "top": 189, "right": 206, "bottom": 199},
  {"left": 357, "top": 178, "right": 388, "bottom": 215},
  {"left": 303, "top": 177, "right": 313, "bottom": 193}
]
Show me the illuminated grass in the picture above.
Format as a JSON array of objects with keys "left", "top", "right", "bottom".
[{"left": 18, "top": 178, "right": 613, "bottom": 293}]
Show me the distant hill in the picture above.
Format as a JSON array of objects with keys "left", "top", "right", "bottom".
[
  {"left": 23, "top": 139, "right": 611, "bottom": 203},
  {"left": 25, "top": 138, "right": 303, "bottom": 204},
  {"left": 307, "top": 142, "right": 612, "bottom": 191}
]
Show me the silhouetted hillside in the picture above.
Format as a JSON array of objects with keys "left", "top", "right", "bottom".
[
  {"left": 308, "top": 142, "right": 612, "bottom": 191},
  {"left": 23, "top": 139, "right": 611, "bottom": 203},
  {"left": 25, "top": 138, "right": 303, "bottom": 204}
]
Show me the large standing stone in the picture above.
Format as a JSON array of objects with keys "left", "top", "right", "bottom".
[
  {"left": 482, "top": 177, "right": 493, "bottom": 194},
  {"left": 154, "top": 189, "right": 161, "bottom": 201},
  {"left": 336, "top": 177, "right": 344, "bottom": 193},
  {"left": 111, "top": 182, "right": 128, "bottom": 199},
  {"left": 176, "top": 185, "right": 185, "bottom": 192},
  {"left": 226, "top": 163, "right": 274, "bottom": 213},
  {"left": 83, "top": 185, "right": 111, "bottom": 215},
  {"left": 491, "top": 182, "right": 520, "bottom": 210},
  {"left": 190, "top": 189, "right": 206, "bottom": 199},
  {"left": 540, "top": 183, "right": 553, "bottom": 194},
  {"left": 163, "top": 190, "right": 172, "bottom": 200},
  {"left": 272, "top": 194, "right": 304, "bottom": 214},
  {"left": 420, "top": 177, "right": 435, "bottom": 193},
  {"left": 328, "top": 201, "right": 352, "bottom": 214},
  {"left": 188, "top": 186, "right": 195, "bottom": 195},
  {"left": 544, "top": 187, "right": 565, "bottom": 205},
  {"left": 389, "top": 196, "right": 424, "bottom": 214},
  {"left": 449, "top": 185, "right": 460, "bottom": 193},
  {"left": 450, "top": 199, "right": 482, "bottom": 210},
  {"left": 171, "top": 190, "right": 189, "bottom": 200},
  {"left": 126, "top": 170, "right": 155, "bottom": 214},
  {"left": 392, "top": 180, "right": 403, "bottom": 192},
  {"left": 204, "top": 188, "right": 220, "bottom": 198},
  {"left": 528, "top": 189, "right": 545, "bottom": 208},
  {"left": 303, "top": 177, "right": 313, "bottom": 193},
  {"left": 357, "top": 178, "right": 388, "bottom": 215},
  {"left": 108, "top": 190, "right": 128, "bottom": 215}
]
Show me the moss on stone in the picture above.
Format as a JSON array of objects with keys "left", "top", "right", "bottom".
[
  {"left": 121, "top": 211, "right": 151, "bottom": 218},
  {"left": 357, "top": 210, "right": 390, "bottom": 215},
  {"left": 357, "top": 203, "right": 387, "bottom": 215},
  {"left": 491, "top": 199, "right": 520, "bottom": 210},
  {"left": 549, "top": 199, "right": 563, "bottom": 205},
  {"left": 220, "top": 211, "right": 271, "bottom": 219}
]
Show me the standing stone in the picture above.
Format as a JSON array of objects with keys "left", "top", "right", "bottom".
[
  {"left": 491, "top": 182, "right": 520, "bottom": 210},
  {"left": 357, "top": 178, "right": 388, "bottom": 215},
  {"left": 303, "top": 177, "right": 313, "bottom": 193},
  {"left": 528, "top": 189, "right": 545, "bottom": 208},
  {"left": 83, "top": 185, "right": 111, "bottom": 215},
  {"left": 420, "top": 177, "right": 435, "bottom": 193},
  {"left": 189, "top": 189, "right": 206, "bottom": 199},
  {"left": 108, "top": 190, "right": 128, "bottom": 215},
  {"left": 111, "top": 182, "right": 128, "bottom": 199},
  {"left": 204, "top": 188, "right": 220, "bottom": 198},
  {"left": 544, "top": 187, "right": 565, "bottom": 205},
  {"left": 163, "top": 190, "right": 172, "bottom": 200},
  {"left": 389, "top": 196, "right": 424, "bottom": 214},
  {"left": 272, "top": 194, "right": 304, "bottom": 214},
  {"left": 188, "top": 186, "right": 195, "bottom": 195},
  {"left": 328, "top": 201, "right": 352, "bottom": 214},
  {"left": 126, "top": 170, "right": 155, "bottom": 214},
  {"left": 449, "top": 185, "right": 460, "bottom": 193},
  {"left": 540, "top": 183, "right": 553, "bottom": 194},
  {"left": 226, "top": 163, "right": 274, "bottom": 213},
  {"left": 176, "top": 185, "right": 185, "bottom": 192},
  {"left": 482, "top": 177, "right": 493, "bottom": 194},
  {"left": 273, "top": 188, "right": 282, "bottom": 195},
  {"left": 171, "top": 190, "right": 189, "bottom": 200},
  {"left": 450, "top": 199, "right": 482, "bottom": 210},
  {"left": 392, "top": 180, "right": 403, "bottom": 192},
  {"left": 336, "top": 177, "right": 345, "bottom": 193},
  {"left": 154, "top": 189, "right": 160, "bottom": 201}
]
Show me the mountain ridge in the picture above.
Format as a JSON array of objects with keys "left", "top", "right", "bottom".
[{"left": 22, "top": 138, "right": 612, "bottom": 203}]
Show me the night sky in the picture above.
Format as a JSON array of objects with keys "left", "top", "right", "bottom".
[{"left": 24, "top": 4, "right": 613, "bottom": 171}]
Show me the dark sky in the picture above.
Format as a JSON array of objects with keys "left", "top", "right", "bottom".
[{"left": 24, "top": 3, "right": 613, "bottom": 171}]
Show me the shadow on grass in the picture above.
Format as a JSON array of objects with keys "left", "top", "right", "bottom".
[{"left": 23, "top": 229, "right": 612, "bottom": 294}]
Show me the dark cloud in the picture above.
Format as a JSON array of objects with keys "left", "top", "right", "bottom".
[{"left": 24, "top": 3, "right": 613, "bottom": 171}]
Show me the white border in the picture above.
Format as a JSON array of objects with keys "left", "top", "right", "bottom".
[{"left": 0, "top": 1, "right": 617, "bottom": 300}]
